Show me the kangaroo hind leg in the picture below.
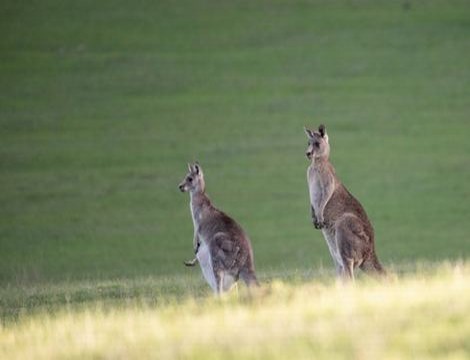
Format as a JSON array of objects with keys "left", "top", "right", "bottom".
[{"left": 335, "top": 219, "right": 364, "bottom": 282}]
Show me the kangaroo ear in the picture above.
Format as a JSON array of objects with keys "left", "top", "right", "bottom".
[
  {"left": 304, "top": 127, "right": 315, "bottom": 138},
  {"left": 187, "top": 163, "right": 193, "bottom": 173},
  {"left": 193, "top": 162, "right": 201, "bottom": 175},
  {"left": 318, "top": 124, "right": 326, "bottom": 138}
]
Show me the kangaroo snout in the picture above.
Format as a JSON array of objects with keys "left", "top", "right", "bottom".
[
  {"left": 178, "top": 184, "right": 185, "bottom": 192},
  {"left": 306, "top": 151, "right": 312, "bottom": 159}
]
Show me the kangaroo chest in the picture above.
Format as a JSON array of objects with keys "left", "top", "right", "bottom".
[
  {"left": 191, "top": 206, "right": 217, "bottom": 291},
  {"left": 308, "top": 167, "right": 325, "bottom": 213},
  {"left": 190, "top": 203, "right": 200, "bottom": 228}
]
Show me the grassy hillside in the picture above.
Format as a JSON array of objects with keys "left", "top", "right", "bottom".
[
  {"left": 1, "top": 263, "right": 469, "bottom": 359},
  {"left": 1, "top": 0, "right": 469, "bottom": 285}
]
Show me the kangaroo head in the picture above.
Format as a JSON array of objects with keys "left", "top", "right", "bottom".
[
  {"left": 178, "top": 162, "right": 205, "bottom": 193},
  {"left": 304, "top": 124, "right": 330, "bottom": 161}
]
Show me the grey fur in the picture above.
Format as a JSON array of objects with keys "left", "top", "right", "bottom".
[
  {"left": 178, "top": 163, "right": 259, "bottom": 294},
  {"left": 305, "top": 125, "right": 386, "bottom": 280}
]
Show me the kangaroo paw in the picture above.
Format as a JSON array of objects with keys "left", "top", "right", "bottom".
[{"left": 184, "top": 258, "right": 198, "bottom": 267}]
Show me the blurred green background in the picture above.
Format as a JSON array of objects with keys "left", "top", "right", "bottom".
[{"left": 1, "top": 0, "right": 469, "bottom": 285}]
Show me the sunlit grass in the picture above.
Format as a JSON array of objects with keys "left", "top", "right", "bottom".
[{"left": 1, "top": 262, "right": 469, "bottom": 359}]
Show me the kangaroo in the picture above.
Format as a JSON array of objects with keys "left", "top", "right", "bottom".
[
  {"left": 304, "top": 124, "right": 386, "bottom": 280},
  {"left": 178, "top": 162, "right": 259, "bottom": 294}
]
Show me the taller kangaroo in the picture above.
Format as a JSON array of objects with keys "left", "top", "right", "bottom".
[
  {"left": 305, "top": 125, "right": 385, "bottom": 280},
  {"left": 178, "top": 162, "right": 259, "bottom": 294}
]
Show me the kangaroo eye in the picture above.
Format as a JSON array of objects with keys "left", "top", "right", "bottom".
[
  {"left": 314, "top": 142, "right": 320, "bottom": 147},
  {"left": 187, "top": 176, "right": 193, "bottom": 182}
]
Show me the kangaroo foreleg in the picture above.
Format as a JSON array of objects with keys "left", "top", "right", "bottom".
[
  {"left": 193, "top": 231, "right": 199, "bottom": 253},
  {"left": 184, "top": 257, "right": 198, "bottom": 267},
  {"left": 184, "top": 235, "right": 201, "bottom": 267},
  {"left": 311, "top": 205, "right": 321, "bottom": 230}
]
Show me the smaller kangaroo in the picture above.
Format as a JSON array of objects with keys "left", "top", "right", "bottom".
[
  {"left": 178, "top": 162, "right": 259, "bottom": 294},
  {"left": 305, "top": 124, "right": 386, "bottom": 280}
]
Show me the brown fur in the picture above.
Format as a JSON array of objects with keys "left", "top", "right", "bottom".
[
  {"left": 179, "top": 163, "right": 259, "bottom": 294},
  {"left": 305, "top": 125, "right": 385, "bottom": 280}
]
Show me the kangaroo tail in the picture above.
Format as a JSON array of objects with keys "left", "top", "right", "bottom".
[
  {"left": 241, "top": 271, "right": 260, "bottom": 288},
  {"left": 361, "top": 253, "right": 386, "bottom": 277}
]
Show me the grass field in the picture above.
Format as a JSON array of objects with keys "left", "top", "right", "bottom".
[
  {"left": 1, "top": 0, "right": 469, "bottom": 284},
  {"left": 1, "top": 0, "right": 469, "bottom": 358},
  {"left": 1, "top": 263, "right": 470, "bottom": 359}
]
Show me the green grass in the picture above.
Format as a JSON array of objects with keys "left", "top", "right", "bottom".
[
  {"left": 1, "top": 263, "right": 470, "bottom": 359},
  {"left": 1, "top": 2, "right": 470, "bottom": 356},
  {"left": 1, "top": 0, "right": 469, "bottom": 285}
]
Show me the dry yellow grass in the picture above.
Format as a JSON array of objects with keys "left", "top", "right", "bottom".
[{"left": 1, "top": 263, "right": 470, "bottom": 359}]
